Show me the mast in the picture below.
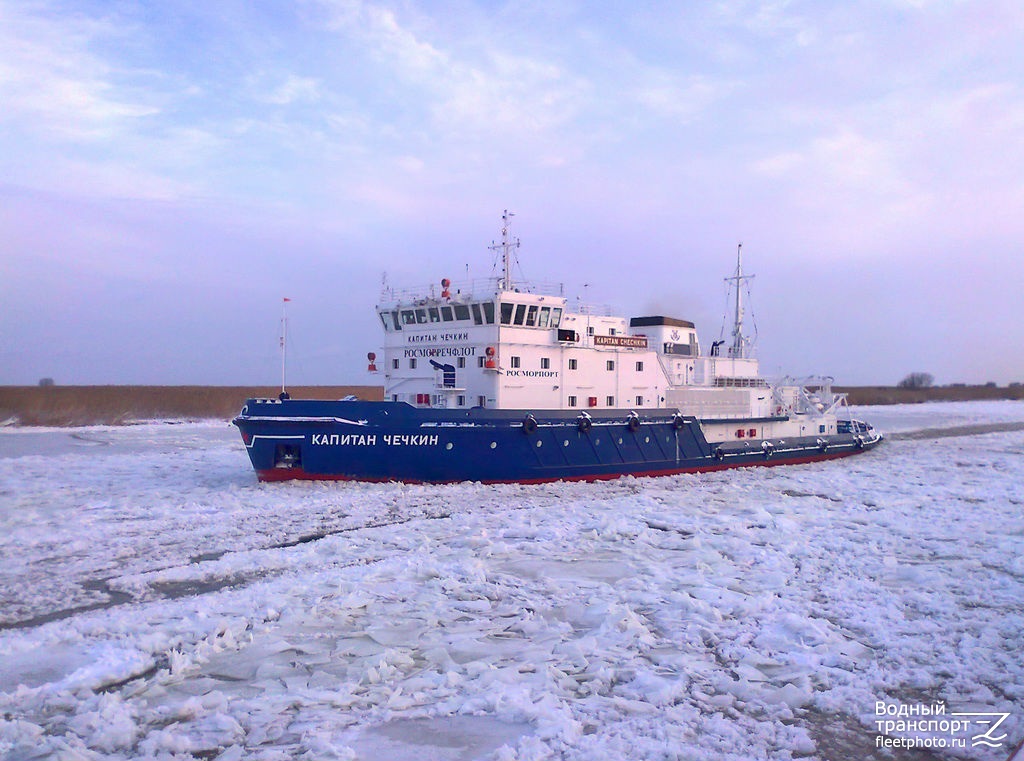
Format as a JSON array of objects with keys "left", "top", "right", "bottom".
[
  {"left": 280, "top": 297, "right": 290, "bottom": 398},
  {"left": 725, "top": 244, "right": 755, "bottom": 359},
  {"left": 489, "top": 210, "right": 520, "bottom": 291}
]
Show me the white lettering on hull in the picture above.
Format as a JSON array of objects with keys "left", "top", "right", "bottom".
[{"left": 310, "top": 433, "right": 439, "bottom": 447}]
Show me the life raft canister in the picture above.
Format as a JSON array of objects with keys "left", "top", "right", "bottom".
[
  {"left": 441, "top": 277, "right": 451, "bottom": 300},
  {"left": 485, "top": 346, "right": 497, "bottom": 369},
  {"left": 367, "top": 351, "right": 377, "bottom": 373}
]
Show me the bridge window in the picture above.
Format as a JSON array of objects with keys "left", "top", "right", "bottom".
[
  {"left": 500, "top": 302, "right": 514, "bottom": 324},
  {"left": 471, "top": 303, "right": 483, "bottom": 325},
  {"left": 525, "top": 305, "right": 538, "bottom": 326},
  {"left": 513, "top": 304, "right": 527, "bottom": 325},
  {"left": 551, "top": 308, "right": 562, "bottom": 327},
  {"left": 482, "top": 302, "right": 495, "bottom": 324},
  {"left": 402, "top": 310, "right": 416, "bottom": 325},
  {"left": 454, "top": 304, "right": 471, "bottom": 321},
  {"left": 538, "top": 306, "right": 551, "bottom": 327},
  {"left": 415, "top": 308, "right": 427, "bottom": 324},
  {"left": 428, "top": 307, "right": 441, "bottom": 323},
  {"left": 441, "top": 305, "right": 454, "bottom": 321}
]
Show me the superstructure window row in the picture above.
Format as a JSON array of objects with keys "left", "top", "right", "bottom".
[
  {"left": 381, "top": 301, "right": 496, "bottom": 331},
  {"left": 499, "top": 302, "right": 563, "bottom": 328}
]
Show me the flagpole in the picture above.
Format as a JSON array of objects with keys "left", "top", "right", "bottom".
[{"left": 280, "top": 297, "right": 290, "bottom": 399}]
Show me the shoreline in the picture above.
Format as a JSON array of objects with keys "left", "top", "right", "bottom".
[{"left": 0, "top": 384, "right": 1019, "bottom": 427}]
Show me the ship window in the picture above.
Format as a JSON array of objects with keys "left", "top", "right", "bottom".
[
  {"left": 415, "top": 308, "right": 427, "bottom": 324},
  {"left": 453, "top": 304, "right": 471, "bottom": 321},
  {"left": 477, "top": 395, "right": 486, "bottom": 407},
  {"left": 391, "top": 394, "right": 399, "bottom": 401},
  {"left": 550, "top": 308, "right": 562, "bottom": 327},
  {"left": 500, "top": 302, "right": 514, "bottom": 324},
  {"left": 540, "top": 357, "right": 550, "bottom": 369},
  {"left": 428, "top": 307, "right": 441, "bottom": 323},
  {"left": 513, "top": 304, "right": 526, "bottom": 325},
  {"left": 478, "top": 356, "right": 486, "bottom": 368},
  {"left": 441, "top": 305, "right": 454, "bottom": 321},
  {"left": 457, "top": 395, "right": 466, "bottom": 407},
  {"left": 568, "top": 358, "right": 578, "bottom": 370},
  {"left": 538, "top": 306, "right": 551, "bottom": 328},
  {"left": 636, "top": 396, "right": 644, "bottom": 406},
  {"left": 636, "top": 361, "right": 644, "bottom": 372},
  {"left": 379, "top": 312, "right": 389, "bottom": 331},
  {"left": 392, "top": 358, "right": 399, "bottom": 370},
  {"left": 588, "top": 326, "right": 595, "bottom": 336},
  {"left": 457, "top": 356, "right": 466, "bottom": 368},
  {"left": 471, "top": 303, "right": 483, "bottom": 325},
  {"left": 511, "top": 356, "right": 521, "bottom": 368},
  {"left": 525, "top": 305, "right": 538, "bottom": 326},
  {"left": 402, "top": 310, "right": 416, "bottom": 325},
  {"left": 391, "top": 311, "right": 402, "bottom": 330},
  {"left": 482, "top": 302, "right": 495, "bottom": 324},
  {"left": 409, "top": 358, "right": 417, "bottom": 369},
  {"left": 610, "top": 328, "right": 617, "bottom": 336},
  {"left": 568, "top": 395, "right": 577, "bottom": 407},
  {"left": 606, "top": 360, "right": 615, "bottom": 371},
  {"left": 606, "top": 396, "right": 615, "bottom": 406}
]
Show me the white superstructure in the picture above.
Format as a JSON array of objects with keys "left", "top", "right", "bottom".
[{"left": 374, "top": 213, "right": 848, "bottom": 446}]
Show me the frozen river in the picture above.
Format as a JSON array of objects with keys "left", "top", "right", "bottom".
[{"left": 1, "top": 401, "right": 1023, "bottom": 760}]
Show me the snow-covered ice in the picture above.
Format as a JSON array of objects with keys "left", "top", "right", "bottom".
[{"left": 1, "top": 402, "right": 1022, "bottom": 760}]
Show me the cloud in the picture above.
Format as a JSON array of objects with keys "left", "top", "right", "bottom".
[{"left": 0, "top": 3, "right": 159, "bottom": 141}]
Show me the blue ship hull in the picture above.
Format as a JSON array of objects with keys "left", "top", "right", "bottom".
[{"left": 233, "top": 399, "right": 882, "bottom": 484}]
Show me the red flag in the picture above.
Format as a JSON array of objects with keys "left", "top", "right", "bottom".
[{"left": 283, "top": 297, "right": 291, "bottom": 302}]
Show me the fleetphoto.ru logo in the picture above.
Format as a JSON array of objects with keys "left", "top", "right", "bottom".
[{"left": 875, "top": 700, "right": 1013, "bottom": 752}]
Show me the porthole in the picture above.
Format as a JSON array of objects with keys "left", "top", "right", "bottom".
[
  {"left": 644, "top": 436, "right": 650, "bottom": 443},
  {"left": 446, "top": 442, "right": 454, "bottom": 450},
  {"left": 563, "top": 440, "right": 569, "bottom": 447},
  {"left": 536, "top": 440, "right": 543, "bottom": 448},
  {"left": 490, "top": 441, "right": 497, "bottom": 449}
]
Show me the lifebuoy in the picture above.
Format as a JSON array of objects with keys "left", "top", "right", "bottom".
[
  {"left": 577, "top": 415, "right": 592, "bottom": 433},
  {"left": 522, "top": 415, "right": 538, "bottom": 434},
  {"left": 627, "top": 415, "right": 641, "bottom": 433}
]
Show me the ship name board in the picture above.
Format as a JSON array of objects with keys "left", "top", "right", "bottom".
[
  {"left": 506, "top": 370, "right": 559, "bottom": 378},
  {"left": 594, "top": 335, "right": 648, "bottom": 349},
  {"left": 407, "top": 332, "right": 470, "bottom": 343},
  {"left": 311, "top": 433, "right": 439, "bottom": 447},
  {"left": 404, "top": 346, "right": 477, "bottom": 358}
]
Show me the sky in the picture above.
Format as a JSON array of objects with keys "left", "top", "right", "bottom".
[{"left": 1, "top": 0, "right": 1022, "bottom": 387}]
